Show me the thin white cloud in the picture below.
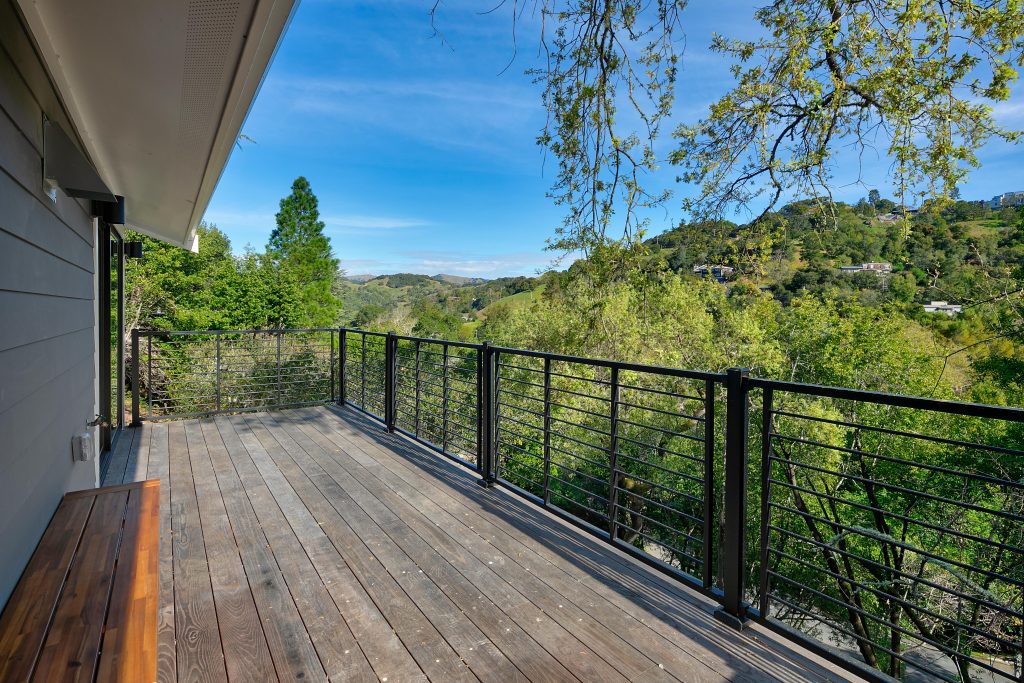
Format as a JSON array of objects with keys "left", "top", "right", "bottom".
[
  {"left": 340, "top": 250, "right": 555, "bottom": 278},
  {"left": 323, "top": 215, "right": 431, "bottom": 230},
  {"left": 203, "top": 209, "right": 430, "bottom": 233},
  {"left": 992, "top": 100, "right": 1024, "bottom": 125}
]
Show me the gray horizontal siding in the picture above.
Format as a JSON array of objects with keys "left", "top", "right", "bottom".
[
  {"left": 0, "top": 0, "right": 98, "bottom": 609},
  {"left": 0, "top": 290, "right": 93, "bottom": 353}
]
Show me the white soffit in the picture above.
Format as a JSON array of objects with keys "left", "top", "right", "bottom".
[{"left": 16, "top": 0, "right": 297, "bottom": 250}]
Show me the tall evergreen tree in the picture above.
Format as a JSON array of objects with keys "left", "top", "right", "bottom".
[{"left": 267, "top": 177, "right": 341, "bottom": 327}]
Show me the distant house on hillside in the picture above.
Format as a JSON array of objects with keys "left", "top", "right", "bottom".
[
  {"left": 693, "top": 264, "right": 735, "bottom": 283},
  {"left": 924, "top": 301, "right": 963, "bottom": 316},
  {"left": 839, "top": 262, "right": 892, "bottom": 275},
  {"left": 989, "top": 191, "right": 1024, "bottom": 209}
]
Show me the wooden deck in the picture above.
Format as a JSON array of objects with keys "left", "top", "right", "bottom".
[{"left": 102, "top": 405, "right": 858, "bottom": 683}]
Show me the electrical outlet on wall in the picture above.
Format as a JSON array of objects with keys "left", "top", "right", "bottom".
[{"left": 72, "top": 432, "right": 94, "bottom": 462}]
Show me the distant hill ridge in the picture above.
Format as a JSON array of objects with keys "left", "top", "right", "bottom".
[{"left": 344, "top": 272, "right": 489, "bottom": 286}]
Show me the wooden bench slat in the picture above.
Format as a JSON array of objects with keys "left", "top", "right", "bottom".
[
  {"left": 31, "top": 489, "right": 130, "bottom": 683},
  {"left": 95, "top": 481, "right": 159, "bottom": 683},
  {"left": 0, "top": 480, "right": 160, "bottom": 683},
  {"left": 0, "top": 496, "right": 94, "bottom": 682}
]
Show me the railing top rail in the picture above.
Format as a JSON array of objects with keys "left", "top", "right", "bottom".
[
  {"left": 340, "top": 328, "right": 390, "bottom": 338},
  {"left": 749, "top": 376, "right": 1024, "bottom": 422},
  {"left": 138, "top": 327, "right": 338, "bottom": 337},
  {"left": 393, "top": 333, "right": 483, "bottom": 350},
  {"left": 491, "top": 345, "right": 726, "bottom": 383}
]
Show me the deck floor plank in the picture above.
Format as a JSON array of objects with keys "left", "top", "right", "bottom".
[
  {"left": 166, "top": 421, "right": 228, "bottom": 683},
  {"left": 110, "top": 407, "right": 860, "bottom": 683},
  {"left": 198, "top": 419, "right": 330, "bottom": 683},
  {"left": 182, "top": 420, "right": 279, "bottom": 682},
  {"left": 249, "top": 412, "right": 549, "bottom": 683},
  {"left": 102, "top": 426, "right": 137, "bottom": 487},
  {"left": 224, "top": 413, "right": 473, "bottom": 683},
  {"left": 288, "top": 410, "right": 704, "bottom": 683},
  {"left": 262, "top": 411, "right": 638, "bottom": 683},
  {"left": 198, "top": 422, "right": 420, "bottom": 683},
  {"left": 144, "top": 423, "right": 177, "bottom": 683},
  {"left": 215, "top": 415, "right": 382, "bottom": 683},
  {"left": 126, "top": 420, "right": 153, "bottom": 485}
]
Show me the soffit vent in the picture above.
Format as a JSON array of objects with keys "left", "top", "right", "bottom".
[{"left": 180, "top": 0, "right": 242, "bottom": 152}]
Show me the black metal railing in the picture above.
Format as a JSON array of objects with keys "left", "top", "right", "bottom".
[
  {"left": 131, "top": 328, "right": 337, "bottom": 421},
  {"left": 490, "top": 345, "right": 720, "bottom": 590},
  {"left": 751, "top": 379, "right": 1024, "bottom": 682},
  {"left": 131, "top": 326, "right": 1024, "bottom": 682}
]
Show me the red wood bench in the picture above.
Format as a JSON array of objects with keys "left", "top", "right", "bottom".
[{"left": 0, "top": 480, "right": 159, "bottom": 682}]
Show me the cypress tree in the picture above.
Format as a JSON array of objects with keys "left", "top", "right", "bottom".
[{"left": 267, "top": 176, "right": 341, "bottom": 327}]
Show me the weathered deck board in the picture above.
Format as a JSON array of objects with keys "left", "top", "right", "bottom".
[{"left": 108, "top": 406, "right": 860, "bottom": 683}]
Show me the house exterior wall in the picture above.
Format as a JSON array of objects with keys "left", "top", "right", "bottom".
[{"left": 0, "top": 0, "right": 99, "bottom": 607}]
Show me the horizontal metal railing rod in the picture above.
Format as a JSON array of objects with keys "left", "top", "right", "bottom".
[
  {"left": 549, "top": 384, "right": 613, "bottom": 403},
  {"left": 492, "top": 345, "right": 726, "bottom": 382},
  {"left": 618, "top": 400, "right": 706, "bottom": 422},
  {"left": 611, "top": 469, "right": 704, "bottom": 505},
  {"left": 766, "top": 570, "right": 1014, "bottom": 680},
  {"left": 617, "top": 487, "right": 704, "bottom": 526},
  {"left": 617, "top": 523, "right": 704, "bottom": 566},
  {"left": 768, "top": 545, "right": 1022, "bottom": 650},
  {"left": 769, "top": 475, "right": 1024, "bottom": 553},
  {"left": 772, "top": 414, "right": 1024, "bottom": 482},
  {"left": 393, "top": 333, "right": 482, "bottom": 349},
  {"left": 751, "top": 376, "right": 1024, "bottom": 421},
  {"left": 139, "top": 327, "right": 339, "bottom": 336},
  {"left": 767, "top": 523, "right": 1024, "bottom": 619},
  {"left": 618, "top": 382, "right": 706, "bottom": 402},
  {"left": 616, "top": 418, "right": 704, "bottom": 443},
  {"left": 764, "top": 593, "right": 953, "bottom": 682},
  {"left": 768, "top": 500, "right": 1022, "bottom": 586},
  {"left": 769, "top": 447, "right": 1024, "bottom": 518}
]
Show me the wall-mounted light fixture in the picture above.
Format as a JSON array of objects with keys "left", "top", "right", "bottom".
[{"left": 124, "top": 241, "right": 144, "bottom": 259}]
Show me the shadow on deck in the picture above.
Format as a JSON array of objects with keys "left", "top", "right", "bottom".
[{"left": 103, "top": 405, "right": 859, "bottom": 683}]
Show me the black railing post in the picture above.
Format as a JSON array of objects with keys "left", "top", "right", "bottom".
[
  {"left": 715, "top": 367, "right": 751, "bottom": 630},
  {"left": 758, "top": 386, "right": 774, "bottom": 618},
  {"left": 385, "top": 331, "right": 397, "bottom": 432},
  {"left": 215, "top": 332, "right": 222, "bottom": 413},
  {"left": 276, "top": 331, "right": 283, "bottom": 408},
  {"left": 361, "top": 333, "right": 367, "bottom": 408},
  {"left": 130, "top": 329, "right": 140, "bottom": 426},
  {"left": 541, "top": 357, "right": 552, "bottom": 505},
  {"left": 147, "top": 334, "right": 152, "bottom": 417},
  {"left": 477, "top": 341, "right": 495, "bottom": 488},
  {"left": 415, "top": 340, "right": 422, "bottom": 438},
  {"left": 702, "top": 379, "right": 716, "bottom": 590},
  {"left": 338, "top": 328, "right": 346, "bottom": 406},
  {"left": 329, "top": 330, "right": 335, "bottom": 404},
  {"left": 607, "top": 366, "right": 621, "bottom": 541},
  {"left": 441, "top": 344, "right": 450, "bottom": 452},
  {"left": 475, "top": 344, "right": 482, "bottom": 472}
]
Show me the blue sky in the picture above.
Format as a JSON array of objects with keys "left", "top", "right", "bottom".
[{"left": 203, "top": 0, "right": 1024, "bottom": 278}]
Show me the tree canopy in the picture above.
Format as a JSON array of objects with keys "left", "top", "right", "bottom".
[{"left": 518, "top": 0, "right": 1024, "bottom": 254}]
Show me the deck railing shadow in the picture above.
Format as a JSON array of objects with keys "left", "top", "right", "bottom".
[{"left": 325, "top": 404, "right": 852, "bottom": 683}]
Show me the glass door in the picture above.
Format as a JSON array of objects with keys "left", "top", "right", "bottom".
[{"left": 98, "top": 221, "right": 124, "bottom": 471}]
